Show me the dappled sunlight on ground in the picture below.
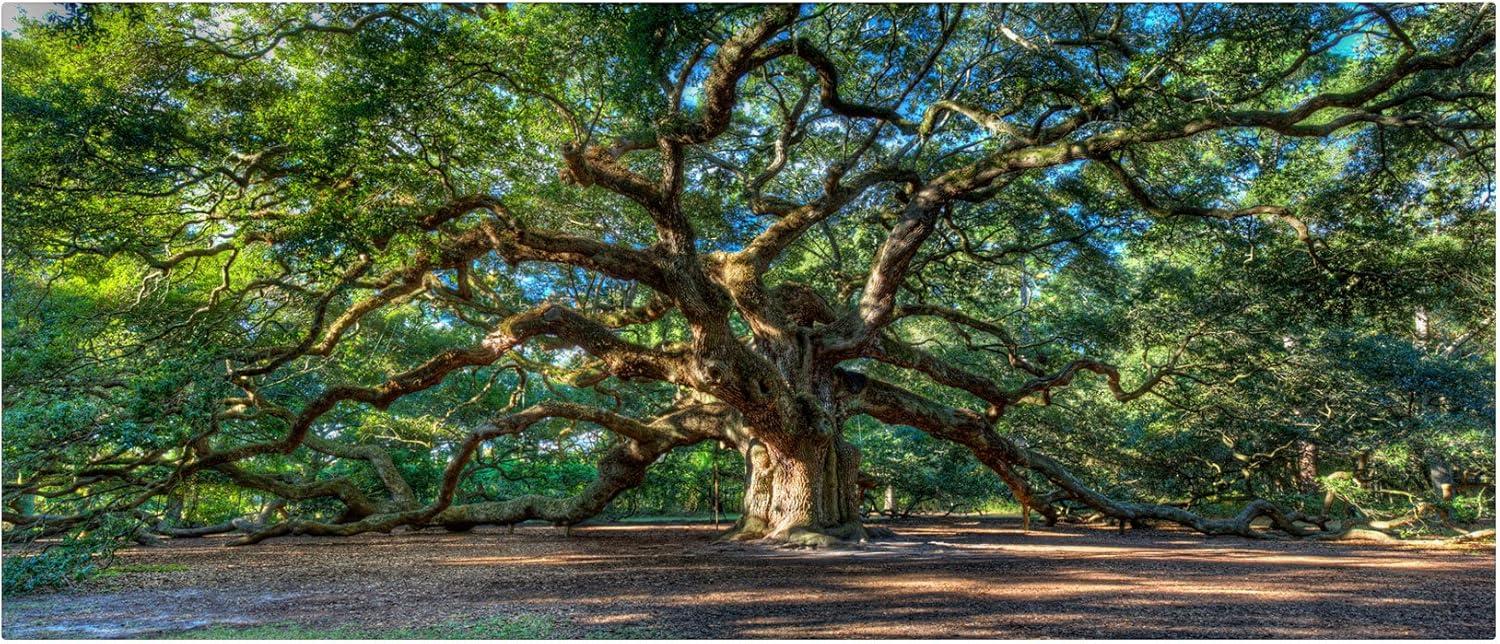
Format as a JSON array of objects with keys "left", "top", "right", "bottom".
[{"left": 3, "top": 517, "right": 1492, "bottom": 638}]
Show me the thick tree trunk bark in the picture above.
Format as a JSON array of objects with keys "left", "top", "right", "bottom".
[
  {"left": 1297, "top": 440, "right": 1319, "bottom": 494},
  {"left": 1425, "top": 452, "right": 1456, "bottom": 501},
  {"left": 728, "top": 435, "right": 867, "bottom": 545}
]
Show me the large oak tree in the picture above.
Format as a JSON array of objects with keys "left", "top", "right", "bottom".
[{"left": 3, "top": 3, "right": 1494, "bottom": 548}]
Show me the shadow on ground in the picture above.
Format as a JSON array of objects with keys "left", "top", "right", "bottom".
[{"left": 3, "top": 517, "right": 1494, "bottom": 638}]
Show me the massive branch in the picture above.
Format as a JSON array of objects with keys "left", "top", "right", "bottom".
[{"left": 846, "top": 374, "right": 1331, "bottom": 539}]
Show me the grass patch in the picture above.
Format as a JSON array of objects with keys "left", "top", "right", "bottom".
[
  {"left": 169, "top": 615, "right": 558, "bottom": 639},
  {"left": 973, "top": 500, "right": 1025, "bottom": 516},
  {"left": 100, "top": 563, "right": 190, "bottom": 576}
]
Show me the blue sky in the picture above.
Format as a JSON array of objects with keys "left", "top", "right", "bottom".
[{"left": 2, "top": 3, "right": 65, "bottom": 33}]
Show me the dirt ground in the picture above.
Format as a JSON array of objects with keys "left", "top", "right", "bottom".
[{"left": 3, "top": 517, "right": 1494, "bottom": 639}]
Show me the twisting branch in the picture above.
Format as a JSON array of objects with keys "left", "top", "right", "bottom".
[
  {"left": 918, "top": 100, "right": 1034, "bottom": 143},
  {"left": 814, "top": 15, "right": 1491, "bottom": 357},
  {"left": 933, "top": 23, "right": 1495, "bottom": 200},
  {"left": 866, "top": 331, "right": 1178, "bottom": 418},
  {"left": 184, "top": 8, "right": 437, "bottom": 61},
  {"left": 746, "top": 39, "right": 916, "bottom": 131},
  {"left": 893, "top": 304, "right": 1046, "bottom": 377},
  {"left": 197, "top": 302, "right": 693, "bottom": 487},
  {"left": 230, "top": 400, "right": 737, "bottom": 544},
  {"left": 846, "top": 374, "right": 1331, "bottom": 539},
  {"left": 666, "top": 5, "right": 802, "bottom": 145}
]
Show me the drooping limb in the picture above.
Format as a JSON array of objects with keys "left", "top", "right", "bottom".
[
  {"left": 988, "top": 458, "right": 1060, "bottom": 528},
  {"left": 229, "top": 400, "right": 736, "bottom": 545},
  {"left": 189, "top": 301, "right": 694, "bottom": 482},
  {"left": 215, "top": 463, "right": 387, "bottom": 524},
  {"left": 848, "top": 374, "right": 1330, "bottom": 540},
  {"left": 302, "top": 437, "right": 419, "bottom": 512},
  {"left": 148, "top": 499, "right": 284, "bottom": 539},
  {"left": 433, "top": 437, "right": 683, "bottom": 531}
]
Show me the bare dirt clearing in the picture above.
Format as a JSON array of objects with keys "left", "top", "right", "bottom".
[{"left": 4, "top": 517, "right": 1493, "bottom": 639}]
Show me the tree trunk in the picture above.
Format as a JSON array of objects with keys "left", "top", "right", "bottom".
[
  {"left": 711, "top": 443, "right": 722, "bottom": 528},
  {"left": 727, "top": 435, "right": 867, "bottom": 546},
  {"left": 1296, "top": 440, "right": 1319, "bottom": 494},
  {"left": 1426, "top": 452, "right": 1456, "bottom": 501}
]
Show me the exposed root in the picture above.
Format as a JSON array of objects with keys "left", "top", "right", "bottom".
[
  {"left": 774, "top": 528, "right": 845, "bottom": 548},
  {"left": 721, "top": 520, "right": 886, "bottom": 548},
  {"left": 720, "top": 516, "right": 772, "bottom": 542}
]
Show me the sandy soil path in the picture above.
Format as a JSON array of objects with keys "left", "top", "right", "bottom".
[{"left": 4, "top": 517, "right": 1493, "bottom": 638}]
